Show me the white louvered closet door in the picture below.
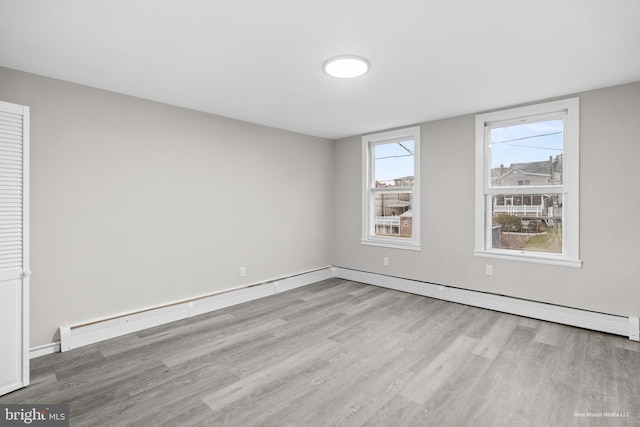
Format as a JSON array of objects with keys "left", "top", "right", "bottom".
[{"left": 0, "top": 100, "right": 30, "bottom": 396}]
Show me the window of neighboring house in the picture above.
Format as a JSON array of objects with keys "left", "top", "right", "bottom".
[
  {"left": 362, "top": 126, "right": 420, "bottom": 250},
  {"left": 475, "top": 98, "right": 581, "bottom": 267}
]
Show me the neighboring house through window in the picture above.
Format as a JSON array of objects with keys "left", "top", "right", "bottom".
[
  {"left": 475, "top": 98, "right": 581, "bottom": 267},
  {"left": 362, "top": 126, "right": 421, "bottom": 250}
]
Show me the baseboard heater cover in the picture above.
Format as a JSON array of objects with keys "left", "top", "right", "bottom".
[
  {"left": 58, "top": 266, "right": 639, "bottom": 352},
  {"left": 59, "top": 267, "right": 334, "bottom": 352},
  {"left": 334, "top": 267, "right": 640, "bottom": 341}
]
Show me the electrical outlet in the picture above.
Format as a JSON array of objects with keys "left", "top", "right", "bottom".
[
  {"left": 383, "top": 257, "right": 389, "bottom": 266},
  {"left": 240, "top": 267, "right": 246, "bottom": 277},
  {"left": 485, "top": 264, "right": 493, "bottom": 276}
]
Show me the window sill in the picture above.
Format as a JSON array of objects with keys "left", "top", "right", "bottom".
[
  {"left": 474, "top": 250, "right": 582, "bottom": 268},
  {"left": 361, "top": 239, "right": 421, "bottom": 251}
]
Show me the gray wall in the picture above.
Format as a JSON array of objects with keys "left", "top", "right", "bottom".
[
  {"left": 0, "top": 67, "right": 334, "bottom": 347},
  {"left": 2, "top": 65, "right": 639, "bottom": 348},
  {"left": 333, "top": 82, "right": 640, "bottom": 319}
]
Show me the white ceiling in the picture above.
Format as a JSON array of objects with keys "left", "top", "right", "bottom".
[{"left": 1, "top": 0, "right": 639, "bottom": 140}]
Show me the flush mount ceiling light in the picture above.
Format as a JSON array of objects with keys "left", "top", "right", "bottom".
[{"left": 323, "top": 55, "right": 370, "bottom": 78}]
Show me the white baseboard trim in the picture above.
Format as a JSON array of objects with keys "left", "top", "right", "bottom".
[
  {"left": 59, "top": 267, "right": 334, "bottom": 352},
  {"left": 30, "top": 342, "right": 61, "bottom": 359},
  {"left": 335, "top": 267, "right": 639, "bottom": 341}
]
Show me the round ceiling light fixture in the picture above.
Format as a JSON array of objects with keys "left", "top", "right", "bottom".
[{"left": 323, "top": 55, "right": 370, "bottom": 78}]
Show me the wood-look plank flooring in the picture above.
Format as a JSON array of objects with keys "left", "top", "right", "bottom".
[{"left": 2, "top": 278, "right": 639, "bottom": 426}]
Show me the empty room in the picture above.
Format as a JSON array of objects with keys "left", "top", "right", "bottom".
[{"left": 1, "top": 1, "right": 639, "bottom": 426}]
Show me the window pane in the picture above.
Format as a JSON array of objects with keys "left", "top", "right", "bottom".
[
  {"left": 373, "top": 192, "right": 413, "bottom": 238},
  {"left": 373, "top": 140, "right": 414, "bottom": 187},
  {"left": 490, "top": 120, "right": 563, "bottom": 187},
  {"left": 491, "top": 193, "right": 563, "bottom": 254}
]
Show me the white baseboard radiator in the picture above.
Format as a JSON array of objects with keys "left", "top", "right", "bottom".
[
  {"left": 59, "top": 267, "right": 334, "bottom": 352},
  {"left": 334, "top": 267, "right": 640, "bottom": 342},
  {"left": 59, "top": 265, "right": 639, "bottom": 352}
]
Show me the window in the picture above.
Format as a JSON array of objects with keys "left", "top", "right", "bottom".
[
  {"left": 362, "top": 126, "right": 420, "bottom": 250},
  {"left": 475, "top": 98, "right": 580, "bottom": 267}
]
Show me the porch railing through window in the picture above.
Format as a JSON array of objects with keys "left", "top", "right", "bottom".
[
  {"left": 375, "top": 215, "right": 400, "bottom": 235},
  {"left": 493, "top": 204, "right": 544, "bottom": 216}
]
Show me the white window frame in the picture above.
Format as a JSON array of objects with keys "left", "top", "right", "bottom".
[
  {"left": 474, "top": 98, "right": 581, "bottom": 267},
  {"left": 362, "top": 126, "right": 421, "bottom": 251}
]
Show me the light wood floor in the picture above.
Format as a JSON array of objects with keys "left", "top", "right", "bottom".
[{"left": 2, "top": 278, "right": 639, "bottom": 426}]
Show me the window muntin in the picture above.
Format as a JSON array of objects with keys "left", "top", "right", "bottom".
[
  {"left": 362, "top": 126, "right": 420, "bottom": 250},
  {"left": 475, "top": 98, "right": 580, "bottom": 267}
]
